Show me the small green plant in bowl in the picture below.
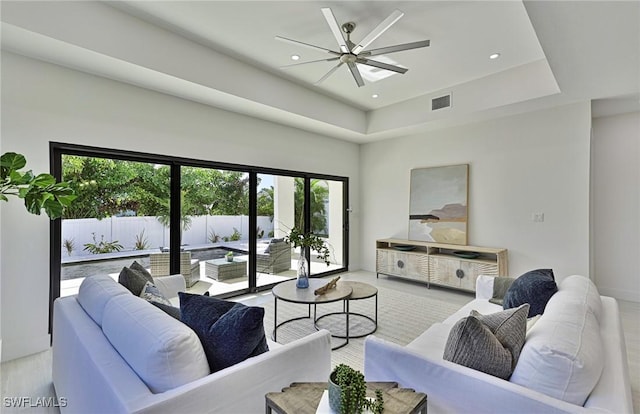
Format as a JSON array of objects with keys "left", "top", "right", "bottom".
[
  {"left": 225, "top": 251, "right": 234, "bottom": 262},
  {"left": 328, "top": 364, "right": 384, "bottom": 414}
]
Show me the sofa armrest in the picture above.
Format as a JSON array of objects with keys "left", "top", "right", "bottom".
[
  {"left": 131, "top": 330, "right": 332, "bottom": 414},
  {"left": 364, "top": 336, "right": 593, "bottom": 414},
  {"left": 153, "top": 275, "right": 186, "bottom": 299},
  {"left": 475, "top": 274, "right": 496, "bottom": 300}
]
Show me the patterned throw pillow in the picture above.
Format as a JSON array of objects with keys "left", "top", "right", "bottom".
[
  {"left": 443, "top": 304, "right": 529, "bottom": 379},
  {"left": 179, "top": 292, "right": 269, "bottom": 373},
  {"left": 139, "top": 281, "right": 172, "bottom": 306}
]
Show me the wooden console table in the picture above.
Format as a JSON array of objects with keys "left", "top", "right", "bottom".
[{"left": 376, "top": 238, "right": 508, "bottom": 292}]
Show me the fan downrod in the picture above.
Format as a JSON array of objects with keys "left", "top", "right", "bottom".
[{"left": 341, "top": 22, "right": 356, "bottom": 35}]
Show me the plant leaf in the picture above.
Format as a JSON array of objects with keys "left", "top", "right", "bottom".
[
  {"left": 32, "top": 173, "right": 56, "bottom": 187},
  {"left": 44, "top": 198, "right": 64, "bottom": 219},
  {"left": 0, "top": 152, "right": 27, "bottom": 173}
]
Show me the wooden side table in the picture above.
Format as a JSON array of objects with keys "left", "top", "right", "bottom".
[{"left": 265, "top": 382, "right": 427, "bottom": 414}]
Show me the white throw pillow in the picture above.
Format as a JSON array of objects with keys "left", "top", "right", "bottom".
[
  {"left": 510, "top": 290, "right": 604, "bottom": 406},
  {"left": 77, "top": 274, "right": 130, "bottom": 327},
  {"left": 102, "top": 294, "right": 210, "bottom": 393},
  {"left": 559, "top": 275, "right": 603, "bottom": 322}
]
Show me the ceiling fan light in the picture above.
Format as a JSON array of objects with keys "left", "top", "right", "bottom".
[
  {"left": 372, "top": 94, "right": 379, "bottom": 98},
  {"left": 489, "top": 53, "right": 501, "bottom": 60},
  {"left": 291, "top": 54, "right": 300, "bottom": 61}
]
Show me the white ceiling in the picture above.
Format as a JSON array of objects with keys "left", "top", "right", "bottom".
[
  {"left": 1, "top": 1, "right": 639, "bottom": 142},
  {"left": 113, "top": 1, "right": 548, "bottom": 111}
]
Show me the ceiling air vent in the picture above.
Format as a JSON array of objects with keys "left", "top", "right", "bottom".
[{"left": 431, "top": 94, "right": 452, "bottom": 111}]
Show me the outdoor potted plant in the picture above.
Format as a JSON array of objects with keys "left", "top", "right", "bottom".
[
  {"left": 328, "top": 364, "right": 384, "bottom": 414},
  {"left": 284, "top": 227, "right": 331, "bottom": 289},
  {"left": 225, "top": 251, "right": 234, "bottom": 262}
]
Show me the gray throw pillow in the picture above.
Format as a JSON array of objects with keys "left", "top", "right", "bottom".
[
  {"left": 489, "top": 277, "right": 515, "bottom": 306},
  {"left": 470, "top": 303, "right": 529, "bottom": 368},
  {"left": 130, "top": 261, "right": 153, "bottom": 282},
  {"left": 151, "top": 301, "right": 181, "bottom": 320},
  {"left": 443, "top": 304, "right": 529, "bottom": 379},
  {"left": 118, "top": 266, "right": 151, "bottom": 296}
]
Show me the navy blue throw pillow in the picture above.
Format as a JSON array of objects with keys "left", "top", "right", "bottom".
[
  {"left": 503, "top": 269, "right": 558, "bottom": 317},
  {"left": 179, "top": 292, "right": 269, "bottom": 372}
]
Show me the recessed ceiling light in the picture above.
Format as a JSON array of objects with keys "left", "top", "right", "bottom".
[
  {"left": 489, "top": 53, "right": 501, "bottom": 60},
  {"left": 291, "top": 54, "right": 300, "bottom": 61},
  {"left": 372, "top": 94, "right": 379, "bottom": 99}
]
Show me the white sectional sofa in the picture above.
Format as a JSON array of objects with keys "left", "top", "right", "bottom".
[
  {"left": 364, "top": 274, "right": 633, "bottom": 414},
  {"left": 52, "top": 274, "right": 331, "bottom": 414}
]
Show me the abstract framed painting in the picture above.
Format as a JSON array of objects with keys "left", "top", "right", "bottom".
[{"left": 409, "top": 164, "right": 468, "bottom": 245}]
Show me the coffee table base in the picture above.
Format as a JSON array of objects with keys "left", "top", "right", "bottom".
[{"left": 272, "top": 301, "right": 350, "bottom": 350}]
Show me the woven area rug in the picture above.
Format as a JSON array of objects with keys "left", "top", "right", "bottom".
[{"left": 261, "top": 285, "right": 462, "bottom": 372}]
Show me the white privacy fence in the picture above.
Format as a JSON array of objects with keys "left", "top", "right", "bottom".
[{"left": 62, "top": 215, "right": 274, "bottom": 255}]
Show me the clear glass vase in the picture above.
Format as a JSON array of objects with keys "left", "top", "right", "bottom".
[{"left": 296, "top": 252, "right": 309, "bottom": 288}]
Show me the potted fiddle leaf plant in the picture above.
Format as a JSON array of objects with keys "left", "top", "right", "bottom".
[
  {"left": 0, "top": 152, "right": 75, "bottom": 219},
  {"left": 328, "top": 364, "right": 384, "bottom": 414},
  {"left": 284, "top": 227, "right": 331, "bottom": 288}
]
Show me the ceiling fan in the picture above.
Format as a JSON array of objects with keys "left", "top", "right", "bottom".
[{"left": 275, "top": 8, "right": 430, "bottom": 87}]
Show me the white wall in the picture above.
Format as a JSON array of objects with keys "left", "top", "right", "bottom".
[
  {"left": 360, "top": 102, "right": 592, "bottom": 280},
  {"left": 0, "top": 52, "right": 360, "bottom": 361},
  {"left": 591, "top": 111, "right": 640, "bottom": 302}
]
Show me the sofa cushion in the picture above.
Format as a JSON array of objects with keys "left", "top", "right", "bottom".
[
  {"left": 510, "top": 289, "right": 604, "bottom": 406},
  {"left": 443, "top": 304, "right": 528, "bottom": 379},
  {"left": 77, "top": 274, "right": 130, "bottom": 327},
  {"left": 179, "top": 292, "right": 269, "bottom": 373},
  {"left": 139, "top": 281, "right": 172, "bottom": 306},
  {"left": 118, "top": 266, "right": 153, "bottom": 296},
  {"left": 559, "top": 275, "right": 603, "bottom": 322},
  {"left": 503, "top": 269, "right": 558, "bottom": 317},
  {"left": 102, "top": 294, "right": 210, "bottom": 393}
]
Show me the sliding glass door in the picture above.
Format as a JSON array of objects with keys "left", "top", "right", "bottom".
[
  {"left": 180, "top": 166, "right": 250, "bottom": 296},
  {"left": 51, "top": 143, "right": 348, "bottom": 306},
  {"left": 59, "top": 155, "right": 170, "bottom": 297}
]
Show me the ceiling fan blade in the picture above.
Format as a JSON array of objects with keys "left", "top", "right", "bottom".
[
  {"left": 356, "top": 58, "right": 408, "bottom": 74},
  {"left": 275, "top": 36, "right": 341, "bottom": 55},
  {"left": 321, "top": 8, "right": 350, "bottom": 53},
  {"left": 315, "top": 62, "right": 344, "bottom": 85},
  {"left": 361, "top": 40, "right": 431, "bottom": 57},
  {"left": 347, "top": 61, "right": 365, "bottom": 87},
  {"left": 281, "top": 57, "right": 340, "bottom": 68},
  {"left": 351, "top": 9, "right": 404, "bottom": 55}
]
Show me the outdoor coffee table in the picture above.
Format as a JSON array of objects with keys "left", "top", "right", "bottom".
[
  {"left": 204, "top": 258, "right": 246, "bottom": 281},
  {"left": 265, "top": 382, "right": 427, "bottom": 414},
  {"left": 271, "top": 279, "right": 352, "bottom": 350},
  {"left": 315, "top": 281, "right": 378, "bottom": 338}
]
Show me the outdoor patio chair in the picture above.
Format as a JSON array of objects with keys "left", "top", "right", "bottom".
[{"left": 150, "top": 251, "right": 200, "bottom": 287}]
